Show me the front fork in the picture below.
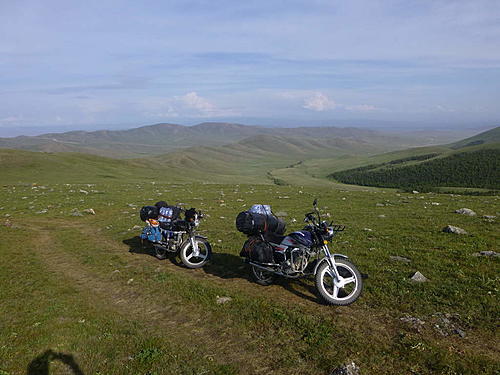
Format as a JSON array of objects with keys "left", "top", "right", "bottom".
[
  {"left": 322, "top": 245, "right": 341, "bottom": 280},
  {"left": 189, "top": 235, "right": 200, "bottom": 256}
]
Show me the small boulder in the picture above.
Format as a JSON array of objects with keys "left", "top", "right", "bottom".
[
  {"left": 390, "top": 255, "right": 411, "bottom": 263},
  {"left": 455, "top": 208, "right": 476, "bottom": 216},
  {"left": 330, "top": 361, "right": 360, "bottom": 375},
  {"left": 79, "top": 189, "right": 89, "bottom": 195},
  {"left": 216, "top": 296, "right": 232, "bottom": 305},
  {"left": 443, "top": 225, "right": 467, "bottom": 235},
  {"left": 472, "top": 251, "right": 498, "bottom": 257},
  {"left": 70, "top": 209, "right": 83, "bottom": 217},
  {"left": 83, "top": 208, "right": 96, "bottom": 215},
  {"left": 410, "top": 271, "right": 428, "bottom": 282},
  {"left": 454, "top": 328, "right": 466, "bottom": 338},
  {"left": 412, "top": 190, "right": 419, "bottom": 194}
]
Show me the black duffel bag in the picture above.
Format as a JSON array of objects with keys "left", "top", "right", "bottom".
[
  {"left": 239, "top": 236, "right": 274, "bottom": 263},
  {"left": 236, "top": 211, "right": 286, "bottom": 235},
  {"left": 140, "top": 206, "right": 159, "bottom": 221}
]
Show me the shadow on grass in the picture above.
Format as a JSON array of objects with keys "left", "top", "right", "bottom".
[
  {"left": 202, "top": 252, "right": 321, "bottom": 303},
  {"left": 27, "top": 350, "right": 84, "bottom": 375},
  {"left": 202, "top": 252, "right": 249, "bottom": 280},
  {"left": 122, "top": 236, "right": 183, "bottom": 266},
  {"left": 123, "top": 237, "right": 321, "bottom": 304},
  {"left": 279, "top": 278, "right": 319, "bottom": 304}
]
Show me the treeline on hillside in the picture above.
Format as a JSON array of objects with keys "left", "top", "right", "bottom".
[{"left": 330, "top": 149, "right": 500, "bottom": 191}]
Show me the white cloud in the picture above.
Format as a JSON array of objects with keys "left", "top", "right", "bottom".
[
  {"left": 303, "top": 92, "right": 337, "bottom": 111},
  {"left": 176, "top": 92, "right": 215, "bottom": 113}
]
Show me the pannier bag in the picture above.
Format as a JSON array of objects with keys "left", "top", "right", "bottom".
[
  {"left": 240, "top": 235, "right": 260, "bottom": 257},
  {"left": 140, "top": 225, "right": 162, "bottom": 242},
  {"left": 240, "top": 236, "right": 274, "bottom": 263},
  {"left": 236, "top": 211, "right": 286, "bottom": 236},
  {"left": 140, "top": 206, "right": 159, "bottom": 222}
]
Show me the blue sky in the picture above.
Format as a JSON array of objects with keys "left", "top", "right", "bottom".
[{"left": 1, "top": 0, "right": 499, "bottom": 134}]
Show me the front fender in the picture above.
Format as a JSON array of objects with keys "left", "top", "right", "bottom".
[
  {"left": 313, "top": 254, "right": 349, "bottom": 275},
  {"left": 195, "top": 235, "right": 208, "bottom": 240}
]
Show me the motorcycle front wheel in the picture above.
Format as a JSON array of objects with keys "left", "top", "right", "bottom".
[
  {"left": 179, "top": 238, "right": 212, "bottom": 269},
  {"left": 315, "top": 258, "right": 362, "bottom": 306}
]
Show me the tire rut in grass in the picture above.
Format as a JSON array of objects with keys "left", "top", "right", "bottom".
[{"left": 29, "top": 226, "right": 281, "bottom": 375}]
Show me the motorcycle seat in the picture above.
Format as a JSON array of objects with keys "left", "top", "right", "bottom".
[{"left": 263, "top": 231, "right": 286, "bottom": 244}]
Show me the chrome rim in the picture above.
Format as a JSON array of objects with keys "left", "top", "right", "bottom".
[
  {"left": 183, "top": 240, "right": 209, "bottom": 266},
  {"left": 320, "top": 263, "right": 358, "bottom": 301}
]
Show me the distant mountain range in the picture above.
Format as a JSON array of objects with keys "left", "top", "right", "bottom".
[
  {"left": 1, "top": 123, "right": 499, "bottom": 189},
  {"left": 0, "top": 122, "right": 478, "bottom": 158}
]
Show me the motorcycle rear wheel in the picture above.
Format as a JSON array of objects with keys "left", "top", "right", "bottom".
[
  {"left": 251, "top": 265, "right": 275, "bottom": 286},
  {"left": 315, "top": 259, "right": 362, "bottom": 306}
]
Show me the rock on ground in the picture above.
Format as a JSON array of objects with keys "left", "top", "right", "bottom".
[
  {"left": 410, "top": 271, "right": 428, "bottom": 282},
  {"left": 400, "top": 316, "right": 425, "bottom": 332},
  {"left": 455, "top": 208, "right": 476, "bottom": 216},
  {"left": 216, "top": 296, "right": 232, "bottom": 305},
  {"left": 330, "top": 361, "right": 360, "bottom": 375},
  {"left": 390, "top": 255, "right": 411, "bottom": 263},
  {"left": 442, "top": 225, "right": 467, "bottom": 235},
  {"left": 83, "top": 208, "right": 96, "bottom": 215},
  {"left": 70, "top": 209, "right": 83, "bottom": 217},
  {"left": 472, "top": 251, "right": 499, "bottom": 257}
]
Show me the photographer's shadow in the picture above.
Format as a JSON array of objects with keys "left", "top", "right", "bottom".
[{"left": 27, "top": 350, "right": 84, "bottom": 375}]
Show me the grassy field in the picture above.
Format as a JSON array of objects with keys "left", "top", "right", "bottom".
[{"left": 0, "top": 177, "right": 498, "bottom": 374}]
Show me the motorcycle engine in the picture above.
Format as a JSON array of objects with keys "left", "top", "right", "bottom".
[{"left": 289, "top": 247, "right": 309, "bottom": 272}]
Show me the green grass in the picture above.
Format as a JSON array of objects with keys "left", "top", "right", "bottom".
[{"left": 0, "top": 179, "right": 498, "bottom": 374}]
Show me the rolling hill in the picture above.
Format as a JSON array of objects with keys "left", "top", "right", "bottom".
[
  {"left": 327, "top": 127, "right": 500, "bottom": 192},
  {"left": 449, "top": 126, "right": 500, "bottom": 149},
  {"left": 0, "top": 122, "right": 475, "bottom": 158}
]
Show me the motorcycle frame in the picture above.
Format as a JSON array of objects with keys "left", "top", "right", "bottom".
[{"left": 248, "top": 242, "right": 349, "bottom": 280}]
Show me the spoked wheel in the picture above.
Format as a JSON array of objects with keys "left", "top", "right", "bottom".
[
  {"left": 315, "top": 258, "right": 362, "bottom": 306},
  {"left": 179, "top": 238, "right": 212, "bottom": 269},
  {"left": 251, "top": 265, "right": 275, "bottom": 286}
]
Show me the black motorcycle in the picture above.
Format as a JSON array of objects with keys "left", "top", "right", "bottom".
[{"left": 242, "top": 200, "right": 363, "bottom": 305}]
